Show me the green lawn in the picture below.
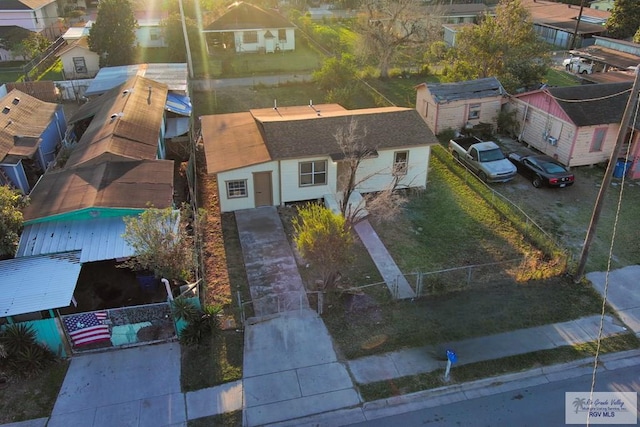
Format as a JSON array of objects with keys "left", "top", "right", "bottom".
[
  {"left": 320, "top": 154, "right": 605, "bottom": 360},
  {"left": 545, "top": 68, "right": 581, "bottom": 87}
]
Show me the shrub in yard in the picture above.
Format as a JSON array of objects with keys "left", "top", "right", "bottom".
[
  {"left": 0, "top": 324, "right": 56, "bottom": 377},
  {"left": 175, "top": 300, "right": 222, "bottom": 346}
]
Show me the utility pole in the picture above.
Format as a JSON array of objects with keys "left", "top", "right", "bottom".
[
  {"left": 178, "top": 0, "right": 194, "bottom": 79},
  {"left": 573, "top": 67, "right": 640, "bottom": 283},
  {"left": 569, "top": 0, "right": 587, "bottom": 50}
]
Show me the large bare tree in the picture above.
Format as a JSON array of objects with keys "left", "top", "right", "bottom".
[
  {"left": 357, "top": 0, "right": 425, "bottom": 79},
  {"left": 334, "top": 119, "right": 407, "bottom": 225}
]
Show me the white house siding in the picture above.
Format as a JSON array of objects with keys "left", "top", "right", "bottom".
[
  {"left": 234, "top": 28, "right": 294, "bottom": 53},
  {"left": 60, "top": 47, "right": 100, "bottom": 78},
  {"left": 280, "top": 157, "right": 337, "bottom": 203},
  {"left": 355, "top": 146, "right": 430, "bottom": 193},
  {"left": 568, "top": 124, "right": 619, "bottom": 167},
  {"left": 217, "top": 161, "right": 279, "bottom": 212},
  {"left": 2, "top": 11, "right": 38, "bottom": 32},
  {"left": 136, "top": 25, "right": 167, "bottom": 48}
]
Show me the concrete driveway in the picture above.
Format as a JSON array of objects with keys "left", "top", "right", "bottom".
[
  {"left": 48, "top": 342, "right": 184, "bottom": 427},
  {"left": 587, "top": 265, "right": 640, "bottom": 335}
]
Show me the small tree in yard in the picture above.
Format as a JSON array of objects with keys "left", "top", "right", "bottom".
[
  {"left": 293, "top": 204, "right": 354, "bottom": 291},
  {"left": 335, "top": 119, "right": 408, "bottom": 225},
  {"left": 121, "top": 207, "right": 194, "bottom": 281},
  {"left": 0, "top": 185, "right": 28, "bottom": 259}
]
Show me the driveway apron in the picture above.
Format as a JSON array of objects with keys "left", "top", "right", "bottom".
[{"left": 48, "top": 342, "right": 184, "bottom": 427}]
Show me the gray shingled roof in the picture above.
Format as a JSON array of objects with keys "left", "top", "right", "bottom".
[
  {"left": 547, "top": 82, "right": 632, "bottom": 127},
  {"left": 259, "top": 109, "right": 437, "bottom": 159},
  {"left": 423, "top": 77, "right": 505, "bottom": 103}
]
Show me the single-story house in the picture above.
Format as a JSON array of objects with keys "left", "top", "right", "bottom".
[
  {"left": 0, "top": 25, "right": 31, "bottom": 61},
  {"left": 202, "top": 2, "right": 295, "bottom": 54},
  {"left": 65, "top": 75, "right": 170, "bottom": 167},
  {"left": 58, "top": 36, "right": 100, "bottom": 79},
  {"left": 0, "top": 0, "right": 62, "bottom": 38},
  {"left": 423, "top": 3, "right": 494, "bottom": 25},
  {"left": 0, "top": 89, "right": 66, "bottom": 193},
  {"left": 508, "top": 82, "right": 640, "bottom": 178},
  {"left": 415, "top": 77, "right": 506, "bottom": 136},
  {"left": 520, "top": 0, "right": 609, "bottom": 49},
  {"left": 589, "top": 0, "right": 614, "bottom": 12},
  {"left": 442, "top": 23, "right": 475, "bottom": 47},
  {"left": 201, "top": 104, "right": 439, "bottom": 213}
]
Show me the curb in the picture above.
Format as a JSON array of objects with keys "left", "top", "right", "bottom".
[{"left": 360, "top": 349, "right": 640, "bottom": 422}]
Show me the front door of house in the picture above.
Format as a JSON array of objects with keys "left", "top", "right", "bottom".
[{"left": 253, "top": 171, "right": 273, "bottom": 207}]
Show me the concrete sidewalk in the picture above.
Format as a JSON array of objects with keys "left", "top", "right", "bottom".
[{"left": 347, "top": 314, "right": 627, "bottom": 385}]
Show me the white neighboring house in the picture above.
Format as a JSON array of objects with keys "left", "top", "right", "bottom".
[
  {"left": 202, "top": 1, "right": 295, "bottom": 54},
  {"left": 58, "top": 36, "right": 100, "bottom": 79},
  {"left": 0, "top": 0, "right": 62, "bottom": 38},
  {"left": 135, "top": 11, "right": 168, "bottom": 48},
  {"left": 201, "top": 104, "right": 439, "bottom": 213}
]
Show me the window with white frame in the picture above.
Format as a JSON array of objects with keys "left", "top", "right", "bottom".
[
  {"left": 393, "top": 151, "right": 409, "bottom": 175},
  {"left": 299, "top": 160, "right": 327, "bottom": 186},
  {"left": 226, "top": 180, "right": 248, "bottom": 198},
  {"left": 243, "top": 31, "right": 258, "bottom": 44},
  {"left": 150, "top": 28, "right": 160, "bottom": 40},
  {"left": 468, "top": 103, "right": 481, "bottom": 120}
]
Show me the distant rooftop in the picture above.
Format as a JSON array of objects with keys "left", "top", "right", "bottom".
[{"left": 84, "top": 63, "right": 188, "bottom": 96}]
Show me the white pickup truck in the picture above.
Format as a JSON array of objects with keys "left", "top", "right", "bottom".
[
  {"left": 563, "top": 57, "right": 593, "bottom": 74},
  {"left": 449, "top": 136, "right": 517, "bottom": 183}
]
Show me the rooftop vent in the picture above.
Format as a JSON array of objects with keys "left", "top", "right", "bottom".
[
  {"left": 2, "top": 107, "right": 9, "bottom": 114},
  {"left": 12, "top": 97, "right": 19, "bottom": 105}
]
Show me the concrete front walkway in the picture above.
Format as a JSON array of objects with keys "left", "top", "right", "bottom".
[
  {"left": 235, "top": 206, "right": 360, "bottom": 426},
  {"left": 354, "top": 220, "right": 415, "bottom": 299}
]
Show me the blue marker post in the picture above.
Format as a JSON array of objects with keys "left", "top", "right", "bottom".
[{"left": 444, "top": 349, "right": 457, "bottom": 382}]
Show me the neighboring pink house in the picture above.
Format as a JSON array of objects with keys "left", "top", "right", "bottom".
[
  {"left": 415, "top": 77, "right": 505, "bottom": 136},
  {"left": 509, "top": 82, "right": 640, "bottom": 179}
]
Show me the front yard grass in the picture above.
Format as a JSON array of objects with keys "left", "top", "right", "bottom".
[
  {"left": 0, "top": 360, "right": 69, "bottom": 424},
  {"left": 322, "top": 145, "right": 606, "bottom": 361}
]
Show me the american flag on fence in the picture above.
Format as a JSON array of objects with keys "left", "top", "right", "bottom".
[{"left": 63, "top": 311, "right": 110, "bottom": 346}]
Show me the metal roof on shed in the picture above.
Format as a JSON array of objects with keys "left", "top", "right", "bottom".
[
  {"left": 0, "top": 252, "right": 81, "bottom": 317},
  {"left": 84, "top": 63, "right": 188, "bottom": 96},
  {"left": 17, "top": 217, "right": 135, "bottom": 263}
]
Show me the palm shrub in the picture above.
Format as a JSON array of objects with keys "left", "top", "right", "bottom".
[
  {"left": 173, "top": 299, "right": 221, "bottom": 346},
  {"left": 0, "top": 323, "right": 56, "bottom": 377}
]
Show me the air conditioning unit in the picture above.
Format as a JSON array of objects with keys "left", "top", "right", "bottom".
[{"left": 547, "top": 136, "right": 558, "bottom": 146}]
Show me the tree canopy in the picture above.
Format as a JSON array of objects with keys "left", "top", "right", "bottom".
[
  {"left": 88, "top": 0, "right": 138, "bottom": 67},
  {"left": 0, "top": 186, "right": 28, "bottom": 259},
  {"left": 161, "top": 13, "right": 202, "bottom": 62},
  {"left": 606, "top": 0, "right": 640, "bottom": 40},
  {"left": 443, "top": 0, "right": 549, "bottom": 93},
  {"left": 121, "top": 207, "right": 194, "bottom": 281},
  {"left": 356, "top": 0, "right": 431, "bottom": 79}
]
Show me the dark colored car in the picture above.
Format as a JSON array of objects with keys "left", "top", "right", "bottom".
[{"left": 508, "top": 153, "right": 575, "bottom": 188}]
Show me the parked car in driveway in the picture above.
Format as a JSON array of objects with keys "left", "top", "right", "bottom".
[{"left": 508, "top": 153, "right": 575, "bottom": 188}]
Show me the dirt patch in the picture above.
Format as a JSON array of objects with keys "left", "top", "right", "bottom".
[{"left": 197, "top": 148, "right": 232, "bottom": 308}]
